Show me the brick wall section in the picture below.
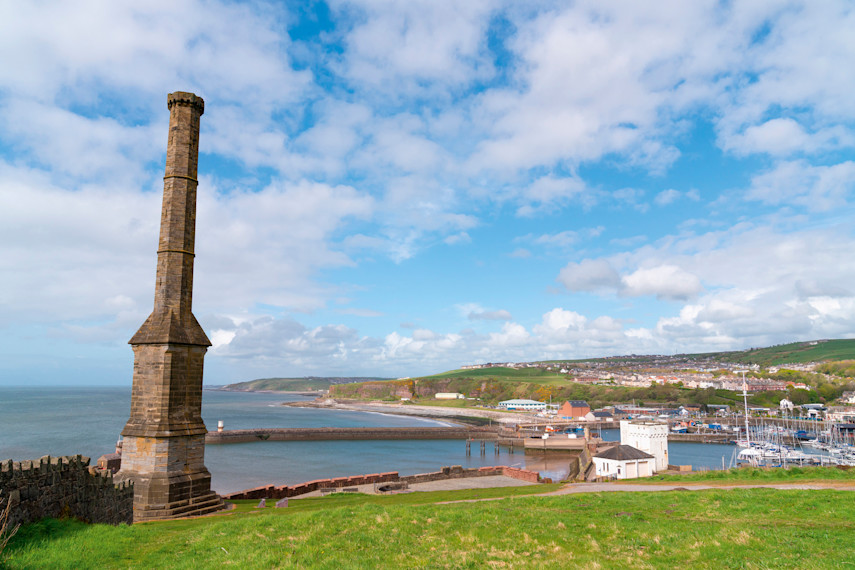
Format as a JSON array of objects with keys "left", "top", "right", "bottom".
[
  {"left": 221, "top": 465, "right": 541, "bottom": 500},
  {"left": 0, "top": 455, "right": 134, "bottom": 528}
]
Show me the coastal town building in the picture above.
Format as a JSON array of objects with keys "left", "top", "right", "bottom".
[
  {"left": 619, "top": 420, "right": 669, "bottom": 472},
  {"left": 558, "top": 400, "right": 590, "bottom": 419},
  {"left": 585, "top": 410, "right": 614, "bottom": 422},
  {"left": 497, "top": 399, "right": 546, "bottom": 411},
  {"left": 434, "top": 392, "right": 465, "bottom": 400},
  {"left": 592, "top": 445, "right": 656, "bottom": 479}
]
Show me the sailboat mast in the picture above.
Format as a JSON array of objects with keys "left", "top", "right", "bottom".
[{"left": 741, "top": 370, "right": 750, "bottom": 447}]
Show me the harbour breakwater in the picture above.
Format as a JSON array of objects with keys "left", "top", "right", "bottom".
[{"left": 206, "top": 426, "right": 498, "bottom": 444}]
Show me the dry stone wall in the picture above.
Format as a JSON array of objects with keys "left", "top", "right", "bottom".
[{"left": 0, "top": 455, "right": 133, "bottom": 528}]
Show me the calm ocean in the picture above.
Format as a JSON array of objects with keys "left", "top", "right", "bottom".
[{"left": 0, "top": 387, "right": 739, "bottom": 493}]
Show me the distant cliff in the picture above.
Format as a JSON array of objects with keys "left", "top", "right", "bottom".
[
  {"left": 329, "top": 376, "right": 525, "bottom": 402},
  {"left": 221, "top": 377, "right": 391, "bottom": 392}
]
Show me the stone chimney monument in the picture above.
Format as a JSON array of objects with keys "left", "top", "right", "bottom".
[{"left": 115, "top": 92, "right": 223, "bottom": 521}]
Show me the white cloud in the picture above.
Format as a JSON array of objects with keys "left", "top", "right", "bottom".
[
  {"left": 444, "top": 232, "right": 471, "bottom": 245},
  {"left": 745, "top": 160, "right": 855, "bottom": 212},
  {"left": 621, "top": 265, "right": 703, "bottom": 301},
  {"left": 533, "top": 231, "right": 579, "bottom": 248},
  {"left": 715, "top": 1, "right": 855, "bottom": 157},
  {"left": 330, "top": 0, "right": 497, "bottom": 100},
  {"left": 654, "top": 189, "right": 681, "bottom": 206},
  {"left": 516, "top": 175, "right": 588, "bottom": 216},
  {"left": 0, "top": 162, "right": 374, "bottom": 334},
  {"left": 4, "top": 1, "right": 855, "bottom": 383},
  {"left": 558, "top": 259, "right": 622, "bottom": 292},
  {"left": 468, "top": 309, "right": 512, "bottom": 321}
]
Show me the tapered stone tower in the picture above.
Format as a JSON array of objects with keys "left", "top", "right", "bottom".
[{"left": 115, "top": 92, "right": 223, "bottom": 521}]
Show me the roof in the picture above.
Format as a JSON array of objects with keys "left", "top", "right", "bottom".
[
  {"left": 568, "top": 400, "right": 589, "bottom": 407},
  {"left": 590, "top": 411, "right": 613, "bottom": 417},
  {"left": 499, "top": 399, "right": 545, "bottom": 405},
  {"left": 593, "top": 445, "right": 655, "bottom": 461}
]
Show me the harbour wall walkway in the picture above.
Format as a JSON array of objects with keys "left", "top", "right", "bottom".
[{"left": 206, "top": 427, "right": 498, "bottom": 444}]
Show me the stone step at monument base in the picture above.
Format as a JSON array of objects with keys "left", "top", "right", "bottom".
[{"left": 133, "top": 492, "right": 225, "bottom": 522}]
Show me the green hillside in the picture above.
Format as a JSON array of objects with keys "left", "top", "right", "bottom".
[
  {"left": 330, "top": 339, "right": 855, "bottom": 406},
  {"left": 419, "top": 366, "right": 567, "bottom": 383},
  {"left": 699, "top": 339, "right": 855, "bottom": 366},
  {"left": 221, "top": 377, "right": 391, "bottom": 392}
]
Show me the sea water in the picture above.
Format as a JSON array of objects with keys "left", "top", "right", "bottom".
[{"left": 1, "top": 387, "right": 741, "bottom": 493}]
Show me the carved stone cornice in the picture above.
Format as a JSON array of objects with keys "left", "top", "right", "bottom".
[{"left": 167, "top": 91, "right": 204, "bottom": 115}]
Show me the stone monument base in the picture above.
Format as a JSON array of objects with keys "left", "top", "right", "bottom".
[{"left": 115, "top": 469, "right": 224, "bottom": 522}]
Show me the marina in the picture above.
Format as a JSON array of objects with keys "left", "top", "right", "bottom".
[{"left": 3, "top": 386, "right": 854, "bottom": 494}]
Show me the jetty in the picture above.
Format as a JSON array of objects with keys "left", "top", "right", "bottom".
[{"left": 206, "top": 426, "right": 497, "bottom": 443}]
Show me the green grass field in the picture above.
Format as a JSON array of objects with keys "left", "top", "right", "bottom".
[
  {"left": 5, "top": 470, "right": 855, "bottom": 569},
  {"left": 419, "top": 366, "right": 569, "bottom": 384},
  {"left": 699, "top": 339, "right": 855, "bottom": 366},
  {"left": 643, "top": 465, "right": 855, "bottom": 484}
]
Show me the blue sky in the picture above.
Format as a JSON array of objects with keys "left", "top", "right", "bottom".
[{"left": 1, "top": 1, "right": 854, "bottom": 386}]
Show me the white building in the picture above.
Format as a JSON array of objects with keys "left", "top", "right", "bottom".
[
  {"left": 497, "top": 399, "right": 546, "bottom": 411},
  {"left": 435, "top": 392, "right": 465, "bottom": 400},
  {"left": 592, "top": 445, "right": 656, "bottom": 479},
  {"left": 619, "top": 420, "right": 669, "bottom": 472}
]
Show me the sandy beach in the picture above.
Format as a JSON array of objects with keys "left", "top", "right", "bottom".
[{"left": 284, "top": 398, "right": 533, "bottom": 426}]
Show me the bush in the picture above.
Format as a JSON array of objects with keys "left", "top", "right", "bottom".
[{"left": 1, "top": 490, "right": 20, "bottom": 562}]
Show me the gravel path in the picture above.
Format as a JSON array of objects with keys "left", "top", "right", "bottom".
[{"left": 543, "top": 481, "right": 855, "bottom": 495}]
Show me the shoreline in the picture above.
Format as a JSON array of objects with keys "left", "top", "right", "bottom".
[
  {"left": 208, "top": 388, "right": 325, "bottom": 396},
  {"left": 284, "top": 398, "right": 532, "bottom": 426}
]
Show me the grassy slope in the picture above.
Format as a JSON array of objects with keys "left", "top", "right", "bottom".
[
  {"left": 222, "top": 377, "right": 392, "bottom": 392},
  {"left": 419, "top": 367, "right": 568, "bottom": 384},
  {"left": 697, "top": 339, "right": 855, "bottom": 366},
  {"left": 6, "top": 476, "right": 855, "bottom": 569},
  {"left": 332, "top": 339, "right": 855, "bottom": 405}
]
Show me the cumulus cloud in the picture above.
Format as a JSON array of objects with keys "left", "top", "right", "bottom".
[
  {"left": 468, "top": 309, "right": 513, "bottom": 321},
  {"left": 558, "top": 259, "right": 622, "bottom": 292},
  {"left": 621, "top": 265, "right": 703, "bottom": 301},
  {"left": 4, "top": 1, "right": 855, "bottom": 383},
  {"left": 654, "top": 188, "right": 700, "bottom": 207},
  {"left": 558, "top": 259, "right": 702, "bottom": 301},
  {"left": 329, "top": 0, "right": 497, "bottom": 100},
  {"left": 745, "top": 160, "right": 855, "bottom": 212}
]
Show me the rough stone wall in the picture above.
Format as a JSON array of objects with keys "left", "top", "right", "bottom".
[{"left": 0, "top": 455, "right": 133, "bottom": 528}]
